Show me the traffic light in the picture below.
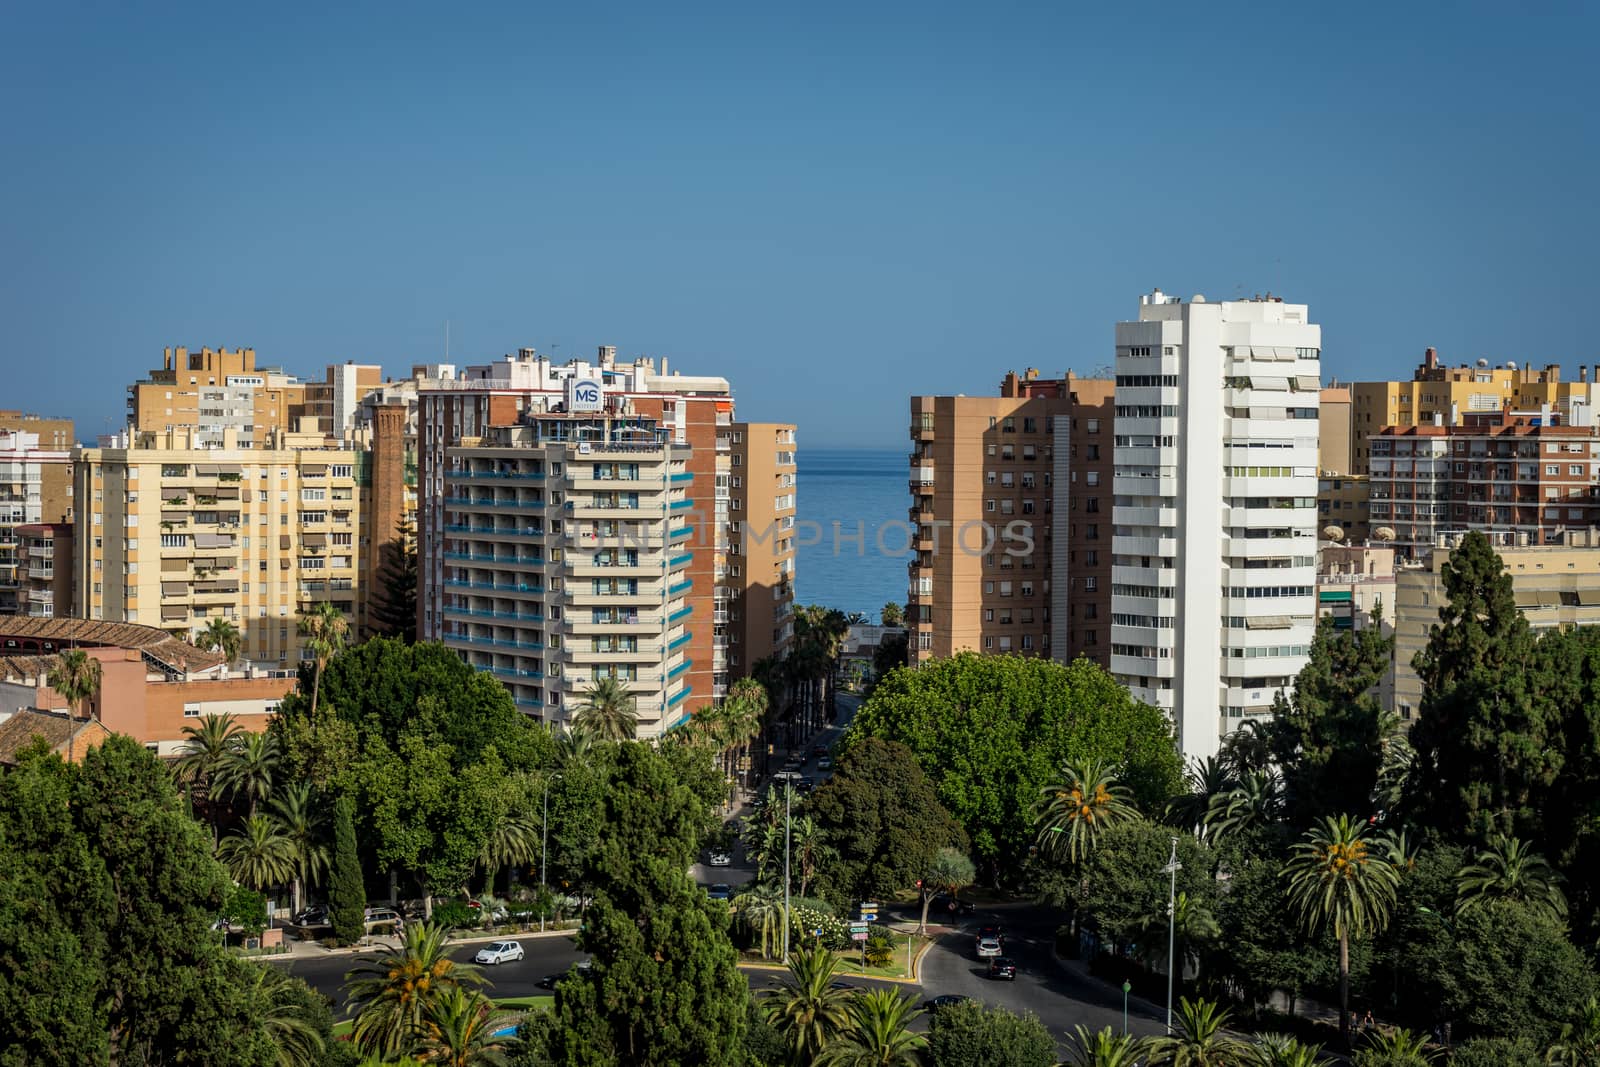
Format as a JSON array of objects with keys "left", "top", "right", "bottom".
[{"left": 915, "top": 879, "right": 923, "bottom": 889}]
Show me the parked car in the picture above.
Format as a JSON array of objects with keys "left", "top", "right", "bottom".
[
  {"left": 811, "top": 745, "right": 829, "bottom": 759},
  {"left": 707, "top": 883, "right": 732, "bottom": 901},
  {"left": 467, "top": 899, "right": 509, "bottom": 922},
  {"left": 923, "top": 994, "right": 971, "bottom": 1013},
  {"left": 796, "top": 777, "right": 815, "bottom": 793},
  {"left": 976, "top": 936, "right": 1003, "bottom": 959},
  {"left": 475, "top": 941, "right": 525, "bottom": 965},
  {"left": 988, "top": 957, "right": 1017, "bottom": 980},
  {"left": 363, "top": 908, "right": 404, "bottom": 933},
  {"left": 707, "top": 850, "right": 732, "bottom": 867},
  {"left": 292, "top": 905, "right": 328, "bottom": 927},
  {"left": 537, "top": 973, "right": 565, "bottom": 990},
  {"left": 817, "top": 756, "right": 833, "bottom": 771}
]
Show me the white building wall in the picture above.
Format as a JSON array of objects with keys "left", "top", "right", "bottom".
[{"left": 1112, "top": 290, "right": 1321, "bottom": 761}]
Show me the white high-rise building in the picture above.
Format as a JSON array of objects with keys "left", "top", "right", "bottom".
[{"left": 1110, "top": 290, "right": 1322, "bottom": 760}]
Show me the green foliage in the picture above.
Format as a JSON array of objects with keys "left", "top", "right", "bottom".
[
  {"left": 1446, "top": 1037, "right": 1541, "bottom": 1066},
  {"left": 367, "top": 516, "right": 418, "bottom": 644},
  {"left": 429, "top": 900, "right": 478, "bottom": 930},
  {"left": 572, "top": 676, "right": 638, "bottom": 742},
  {"left": 925, "top": 1000, "right": 1056, "bottom": 1067},
  {"left": 345, "top": 921, "right": 486, "bottom": 1059},
  {"left": 221, "top": 884, "right": 268, "bottom": 938},
  {"left": 1268, "top": 614, "right": 1393, "bottom": 827},
  {"left": 1042, "top": 819, "right": 1215, "bottom": 950},
  {"left": 758, "top": 947, "right": 855, "bottom": 1065},
  {"left": 328, "top": 794, "right": 366, "bottom": 946},
  {"left": 847, "top": 652, "right": 1182, "bottom": 875},
  {"left": 815, "top": 988, "right": 926, "bottom": 1066},
  {"left": 1146, "top": 996, "right": 1246, "bottom": 1064},
  {"left": 1035, "top": 757, "right": 1141, "bottom": 863},
  {"left": 1436, "top": 900, "right": 1595, "bottom": 1047},
  {"left": 1210, "top": 855, "right": 1332, "bottom": 1017},
  {"left": 1062, "top": 1026, "right": 1153, "bottom": 1067},
  {"left": 879, "top": 601, "right": 904, "bottom": 627},
  {"left": 1408, "top": 530, "right": 1555, "bottom": 841},
  {"left": 863, "top": 927, "right": 895, "bottom": 968},
  {"left": 46, "top": 647, "right": 102, "bottom": 722},
  {"left": 790, "top": 900, "right": 850, "bottom": 952},
  {"left": 1350, "top": 1028, "right": 1439, "bottom": 1066},
  {"left": 1453, "top": 834, "right": 1567, "bottom": 922},
  {"left": 804, "top": 737, "right": 966, "bottom": 908}
]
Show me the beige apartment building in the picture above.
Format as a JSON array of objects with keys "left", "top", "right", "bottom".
[
  {"left": 0, "top": 417, "right": 75, "bottom": 616},
  {"left": 1392, "top": 529, "right": 1600, "bottom": 721},
  {"left": 727, "top": 423, "right": 797, "bottom": 671},
  {"left": 73, "top": 427, "right": 363, "bottom": 666},
  {"left": 907, "top": 370, "right": 1113, "bottom": 668},
  {"left": 1350, "top": 348, "right": 1600, "bottom": 473},
  {"left": 127, "top": 347, "right": 307, "bottom": 448}
]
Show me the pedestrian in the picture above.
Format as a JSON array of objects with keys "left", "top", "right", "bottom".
[{"left": 1363, "top": 1009, "right": 1376, "bottom": 1032}]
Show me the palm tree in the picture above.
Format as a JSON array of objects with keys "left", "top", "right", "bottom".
[
  {"left": 734, "top": 884, "right": 787, "bottom": 960},
  {"left": 792, "top": 816, "right": 833, "bottom": 899},
  {"left": 1251, "top": 1033, "right": 1329, "bottom": 1066},
  {"left": 271, "top": 781, "right": 329, "bottom": 916},
  {"left": 572, "top": 676, "right": 637, "bottom": 741},
  {"left": 1284, "top": 815, "right": 1402, "bottom": 1048},
  {"left": 1352, "top": 1028, "right": 1438, "bottom": 1065},
  {"left": 410, "top": 985, "right": 515, "bottom": 1066},
  {"left": 919, "top": 846, "right": 976, "bottom": 934},
  {"left": 1035, "top": 758, "right": 1141, "bottom": 863},
  {"left": 1205, "top": 771, "right": 1284, "bottom": 843},
  {"left": 1455, "top": 833, "right": 1567, "bottom": 922},
  {"left": 218, "top": 814, "right": 299, "bottom": 892},
  {"left": 1166, "top": 757, "right": 1236, "bottom": 837},
  {"left": 199, "top": 616, "right": 243, "bottom": 665},
  {"left": 218, "top": 730, "right": 280, "bottom": 817},
  {"left": 1064, "top": 1025, "right": 1155, "bottom": 1067},
  {"left": 344, "top": 921, "right": 486, "bottom": 1060},
  {"left": 553, "top": 725, "right": 594, "bottom": 767},
  {"left": 47, "top": 648, "right": 102, "bottom": 724},
  {"left": 814, "top": 988, "right": 926, "bottom": 1066},
  {"left": 761, "top": 946, "right": 857, "bottom": 1062},
  {"left": 478, "top": 809, "right": 539, "bottom": 893},
  {"left": 175, "top": 712, "right": 245, "bottom": 840},
  {"left": 1147, "top": 996, "right": 1247, "bottom": 1065},
  {"left": 1545, "top": 995, "right": 1600, "bottom": 1066},
  {"left": 1138, "top": 891, "right": 1219, "bottom": 982},
  {"left": 1218, "top": 718, "right": 1274, "bottom": 779},
  {"left": 298, "top": 600, "right": 349, "bottom": 721},
  {"left": 1381, "top": 829, "right": 1420, "bottom": 878},
  {"left": 241, "top": 965, "right": 328, "bottom": 1067}
]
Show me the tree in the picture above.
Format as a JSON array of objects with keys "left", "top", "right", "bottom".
[
  {"left": 871, "top": 632, "right": 909, "bottom": 683},
  {"left": 1209, "top": 856, "right": 1330, "bottom": 1022},
  {"left": 1035, "top": 757, "right": 1142, "bottom": 863},
  {"left": 1204, "top": 771, "right": 1285, "bottom": 844},
  {"left": 792, "top": 816, "right": 833, "bottom": 900},
  {"left": 239, "top": 963, "right": 333, "bottom": 1067},
  {"left": 733, "top": 883, "right": 786, "bottom": 960},
  {"left": 572, "top": 676, "right": 638, "bottom": 741},
  {"left": 46, "top": 647, "right": 102, "bottom": 724},
  {"left": 925, "top": 1000, "right": 1056, "bottom": 1067},
  {"left": 200, "top": 616, "right": 244, "bottom": 665},
  {"left": 1250, "top": 1033, "right": 1330, "bottom": 1066},
  {"left": 1284, "top": 815, "right": 1401, "bottom": 1047},
  {"left": 218, "top": 814, "right": 299, "bottom": 893},
  {"left": 805, "top": 737, "right": 966, "bottom": 908},
  {"left": 1062, "top": 1026, "right": 1154, "bottom": 1067},
  {"left": 1454, "top": 834, "right": 1566, "bottom": 922},
  {"left": 298, "top": 599, "right": 350, "bottom": 721},
  {"left": 1408, "top": 530, "right": 1556, "bottom": 840},
  {"left": 815, "top": 988, "right": 926, "bottom": 1067},
  {"left": 1166, "top": 757, "right": 1236, "bottom": 838},
  {"left": 176, "top": 711, "right": 246, "bottom": 838},
  {"left": 848, "top": 653, "right": 1182, "bottom": 877},
  {"left": 218, "top": 730, "right": 280, "bottom": 817},
  {"left": 1350, "top": 1029, "right": 1438, "bottom": 1066},
  {"left": 880, "top": 601, "right": 904, "bottom": 627},
  {"left": 1137, "top": 890, "right": 1218, "bottom": 981},
  {"left": 369, "top": 515, "right": 419, "bottom": 644},
  {"left": 411, "top": 985, "right": 514, "bottom": 1066},
  {"left": 478, "top": 808, "right": 539, "bottom": 893},
  {"left": 1268, "top": 613, "right": 1393, "bottom": 827},
  {"left": 271, "top": 781, "right": 329, "bottom": 916},
  {"left": 344, "top": 921, "right": 486, "bottom": 1059},
  {"left": 1147, "top": 997, "right": 1246, "bottom": 1066},
  {"left": 760, "top": 946, "right": 856, "bottom": 1064},
  {"left": 1545, "top": 995, "right": 1600, "bottom": 1067},
  {"left": 918, "top": 846, "right": 976, "bottom": 933},
  {"left": 328, "top": 794, "right": 366, "bottom": 946}
]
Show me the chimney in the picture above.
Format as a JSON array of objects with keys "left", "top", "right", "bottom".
[
  {"left": 660, "top": 357, "right": 669, "bottom": 378},
  {"left": 1424, "top": 346, "right": 1438, "bottom": 371},
  {"left": 1582, "top": 366, "right": 1589, "bottom": 383}
]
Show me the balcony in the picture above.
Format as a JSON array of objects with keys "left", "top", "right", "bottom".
[
  {"left": 911, "top": 421, "right": 935, "bottom": 441},
  {"left": 446, "top": 468, "right": 546, "bottom": 483},
  {"left": 443, "top": 633, "right": 546, "bottom": 652}
]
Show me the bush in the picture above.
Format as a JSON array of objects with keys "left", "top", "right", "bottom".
[
  {"left": 1448, "top": 1036, "right": 1541, "bottom": 1066},
  {"left": 864, "top": 929, "right": 894, "bottom": 968},
  {"left": 928, "top": 1001, "right": 1055, "bottom": 1067},
  {"left": 789, "top": 901, "right": 849, "bottom": 950},
  {"left": 220, "top": 884, "right": 267, "bottom": 938},
  {"left": 431, "top": 901, "right": 477, "bottom": 930}
]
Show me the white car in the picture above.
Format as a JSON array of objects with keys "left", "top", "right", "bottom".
[
  {"left": 976, "top": 937, "right": 1003, "bottom": 959},
  {"left": 475, "top": 940, "right": 525, "bottom": 965},
  {"left": 708, "top": 851, "right": 732, "bottom": 867}
]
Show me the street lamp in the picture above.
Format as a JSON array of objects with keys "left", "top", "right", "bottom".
[
  {"left": 1122, "top": 980, "right": 1132, "bottom": 1036},
  {"left": 540, "top": 771, "right": 565, "bottom": 891},
  {"left": 1161, "top": 837, "right": 1183, "bottom": 1036}
]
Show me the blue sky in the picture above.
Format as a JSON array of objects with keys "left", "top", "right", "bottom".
[{"left": 3, "top": 2, "right": 1595, "bottom": 447}]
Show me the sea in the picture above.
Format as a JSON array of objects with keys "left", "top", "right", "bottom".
[{"left": 793, "top": 448, "right": 912, "bottom": 621}]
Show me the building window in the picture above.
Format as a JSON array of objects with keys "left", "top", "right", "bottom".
[
  {"left": 183, "top": 703, "right": 202, "bottom": 718},
  {"left": 1086, "top": 419, "right": 1100, "bottom": 433},
  {"left": 1084, "top": 576, "right": 1098, "bottom": 591}
]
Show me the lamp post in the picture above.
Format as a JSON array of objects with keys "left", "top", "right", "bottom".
[
  {"left": 1161, "top": 837, "right": 1182, "bottom": 1036},
  {"left": 1122, "top": 980, "right": 1132, "bottom": 1036},
  {"left": 540, "top": 773, "right": 564, "bottom": 889},
  {"left": 781, "top": 784, "right": 793, "bottom": 962}
]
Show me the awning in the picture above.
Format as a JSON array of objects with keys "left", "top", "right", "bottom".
[
  {"left": 301, "top": 533, "right": 327, "bottom": 547},
  {"left": 280, "top": 558, "right": 292, "bottom": 570},
  {"left": 279, "top": 535, "right": 292, "bottom": 550},
  {"left": 195, "top": 533, "right": 233, "bottom": 549},
  {"left": 217, "top": 465, "right": 243, "bottom": 475},
  {"left": 1538, "top": 589, "right": 1561, "bottom": 606},
  {"left": 1245, "top": 616, "right": 1293, "bottom": 630},
  {"left": 195, "top": 463, "right": 220, "bottom": 475},
  {"left": 213, "top": 486, "right": 240, "bottom": 499},
  {"left": 301, "top": 464, "right": 327, "bottom": 476},
  {"left": 160, "top": 605, "right": 188, "bottom": 621},
  {"left": 1578, "top": 588, "right": 1600, "bottom": 606},
  {"left": 1295, "top": 376, "right": 1321, "bottom": 390},
  {"left": 161, "top": 558, "right": 188, "bottom": 572},
  {"left": 162, "top": 582, "right": 188, "bottom": 596},
  {"left": 1514, "top": 590, "right": 1540, "bottom": 607}
]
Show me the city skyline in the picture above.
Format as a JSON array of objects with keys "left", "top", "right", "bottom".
[{"left": 4, "top": 3, "right": 1597, "bottom": 447}]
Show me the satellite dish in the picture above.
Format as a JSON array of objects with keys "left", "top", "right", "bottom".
[
  {"left": 1373, "top": 527, "right": 1396, "bottom": 542},
  {"left": 1323, "top": 525, "right": 1345, "bottom": 542}
]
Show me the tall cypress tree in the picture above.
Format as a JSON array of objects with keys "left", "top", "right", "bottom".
[
  {"left": 367, "top": 517, "right": 417, "bottom": 643},
  {"left": 328, "top": 794, "right": 366, "bottom": 945},
  {"left": 1407, "top": 530, "right": 1558, "bottom": 840}
]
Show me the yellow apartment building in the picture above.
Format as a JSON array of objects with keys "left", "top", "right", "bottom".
[{"left": 727, "top": 423, "right": 797, "bottom": 671}]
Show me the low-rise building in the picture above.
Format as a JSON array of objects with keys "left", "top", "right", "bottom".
[{"left": 0, "top": 617, "right": 297, "bottom": 754}]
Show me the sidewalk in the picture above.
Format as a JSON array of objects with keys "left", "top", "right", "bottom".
[{"left": 256, "top": 923, "right": 581, "bottom": 962}]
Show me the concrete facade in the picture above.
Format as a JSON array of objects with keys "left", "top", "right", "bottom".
[
  {"left": 1110, "top": 290, "right": 1322, "bottom": 760},
  {"left": 0, "top": 422, "right": 74, "bottom": 615},
  {"left": 16, "top": 523, "right": 73, "bottom": 619},
  {"left": 127, "top": 347, "right": 307, "bottom": 449},
  {"left": 728, "top": 423, "right": 798, "bottom": 673}
]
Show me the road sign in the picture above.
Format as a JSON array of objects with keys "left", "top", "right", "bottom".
[
  {"left": 849, "top": 922, "right": 868, "bottom": 933},
  {"left": 859, "top": 902, "right": 879, "bottom": 912},
  {"left": 851, "top": 932, "right": 869, "bottom": 941}
]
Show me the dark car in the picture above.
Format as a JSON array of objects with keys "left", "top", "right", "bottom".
[
  {"left": 707, "top": 883, "right": 732, "bottom": 901},
  {"left": 934, "top": 895, "right": 976, "bottom": 917},
  {"left": 976, "top": 924, "right": 1003, "bottom": 943},
  {"left": 537, "top": 973, "right": 565, "bottom": 990},
  {"left": 923, "top": 994, "right": 971, "bottom": 1012},
  {"left": 988, "top": 957, "right": 1017, "bottom": 980},
  {"left": 292, "top": 905, "right": 328, "bottom": 927},
  {"left": 811, "top": 745, "right": 828, "bottom": 759}
]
